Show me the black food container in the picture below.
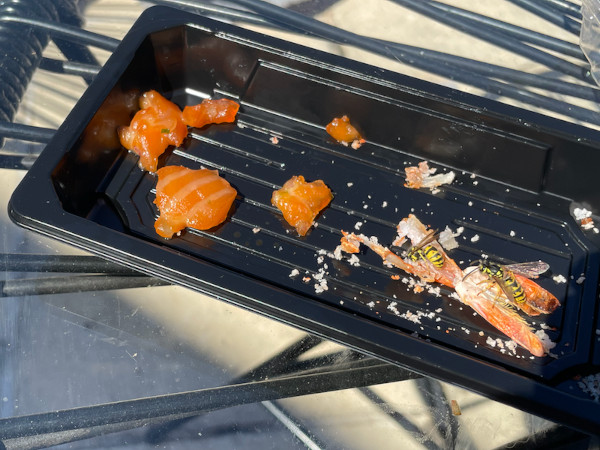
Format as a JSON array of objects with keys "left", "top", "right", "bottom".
[{"left": 9, "top": 6, "right": 600, "bottom": 435}]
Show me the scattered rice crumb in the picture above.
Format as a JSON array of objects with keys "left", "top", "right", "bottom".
[
  {"left": 470, "top": 234, "right": 480, "bottom": 243},
  {"left": 553, "top": 274, "right": 567, "bottom": 284},
  {"left": 270, "top": 136, "right": 279, "bottom": 144},
  {"left": 486, "top": 337, "right": 497, "bottom": 347},
  {"left": 347, "top": 182, "right": 354, "bottom": 187},
  {"left": 382, "top": 201, "right": 388, "bottom": 208},
  {"left": 535, "top": 329, "right": 556, "bottom": 351},
  {"left": 354, "top": 221, "right": 363, "bottom": 230},
  {"left": 574, "top": 207, "right": 592, "bottom": 221},
  {"left": 252, "top": 227, "right": 261, "bottom": 234},
  {"left": 578, "top": 374, "right": 600, "bottom": 402},
  {"left": 289, "top": 269, "right": 300, "bottom": 278},
  {"left": 347, "top": 254, "right": 360, "bottom": 267},
  {"left": 509, "top": 230, "right": 516, "bottom": 237},
  {"left": 438, "top": 226, "right": 461, "bottom": 250},
  {"left": 574, "top": 207, "right": 596, "bottom": 230}
]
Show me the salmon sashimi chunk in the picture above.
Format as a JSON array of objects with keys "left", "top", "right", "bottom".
[
  {"left": 154, "top": 165, "right": 237, "bottom": 238},
  {"left": 118, "top": 90, "right": 187, "bottom": 172},
  {"left": 271, "top": 175, "right": 333, "bottom": 236},
  {"left": 325, "top": 115, "right": 364, "bottom": 148},
  {"left": 182, "top": 98, "right": 240, "bottom": 128}
]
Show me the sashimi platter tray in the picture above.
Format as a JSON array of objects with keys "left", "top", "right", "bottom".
[{"left": 9, "top": 6, "right": 600, "bottom": 435}]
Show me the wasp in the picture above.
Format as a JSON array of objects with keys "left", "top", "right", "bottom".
[
  {"left": 406, "top": 229, "right": 444, "bottom": 268},
  {"left": 467, "top": 260, "right": 550, "bottom": 305}
]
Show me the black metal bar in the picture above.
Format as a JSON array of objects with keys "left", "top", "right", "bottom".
[
  {"left": 233, "top": 334, "right": 324, "bottom": 383},
  {"left": 506, "top": 0, "right": 581, "bottom": 34},
  {"left": 39, "top": 57, "right": 101, "bottom": 79},
  {"left": 0, "top": 275, "right": 170, "bottom": 297},
  {"left": 0, "top": 154, "right": 37, "bottom": 170},
  {"left": 419, "top": 0, "right": 584, "bottom": 60},
  {"left": 416, "top": 377, "right": 459, "bottom": 448},
  {"left": 0, "top": 122, "right": 55, "bottom": 143},
  {"left": 543, "top": 0, "right": 583, "bottom": 19},
  {"left": 374, "top": 40, "right": 600, "bottom": 124},
  {"left": 145, "top": 334, "right": 326, "bottom": 443},
  {"left": 220, "top": 0, "right": 599, "bottom": 124},
  {"left": 391, "top": 0, "right": 589, "bottom": 80},
  {"left": 149, "top": 0, "right": 293, "bottom": 31},
  {"left": 358, "top": 386, "right": 442, "bottom": 450},
  {"left": 375, "top": 39, "right": 600, "bottom": 102},
  {"left": 260, "top": 401, "right": 328, "bottom": 450},
  {"left": 0, "top": 16, "right": 120, "bottom": 51},
  {"left": 51, "top": 0, "right": 99, "bottom": 84},
  {"left": 0, "top": 360, "right": 409, "bottom": 440},
  {"left": 0, "top": 253, "right": 140, "bottom": 274},
  {"left": 205, "top": 0, "right": 595, "bottom": 101}
]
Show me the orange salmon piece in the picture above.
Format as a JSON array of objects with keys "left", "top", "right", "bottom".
[
  {"left": 182, "top": 98, "right": 240, "bottom": 128},
  {"left": 326, "top": 115, "right": 363, "bottom": 145},
  {"left": 271, "top": 175, "right": 333, "bottom": 236},
  {"left": 154, "top": 165, "right": 237, "bottom": 238},
  {"left": 118, "top": 90, "right": 187, "bottom": 172}
]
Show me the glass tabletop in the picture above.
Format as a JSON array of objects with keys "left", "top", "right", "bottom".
[{"left": 0, "top": 1, "right": 599, "bottom": 448}]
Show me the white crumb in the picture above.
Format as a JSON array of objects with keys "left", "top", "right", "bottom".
[
  {"left": 578, "top": 374, "right": 600, "bottom": 402},
  {"left": 553, "top": 274, "right": 567, "bottom": 284},
  {"left": 535, "top": 329, "right": 556, "bottom": 351},
  {"left": 252, "top": 227, "right": 261, "bottom": 234},
  {"left": 347, "top": 254, "right": 360, "bottom": 267},
  {"left": 470, "top": 234, "right": 480, "bottom": 243},
  {"left": 438, "top": 226, "right": 461, "bottom": 250},
  {"left": 574, "top": 207, "right": 592, "bottom": 220},
  {"left": 486, "top": 336, "right": 497, "bottom": 347},
  {"left": 289, "top": 269, "right": 300, "bottom": 278}
]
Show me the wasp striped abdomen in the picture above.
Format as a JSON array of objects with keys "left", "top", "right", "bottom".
[
  {"left": 407, "top": 230, "right": 445, "bottom": 268},
  {"left": 479, "top": 261, "right": 526, "bottom": 304},
  {"left": 420, "top": 245, "right": 444, "bottom": 268}
]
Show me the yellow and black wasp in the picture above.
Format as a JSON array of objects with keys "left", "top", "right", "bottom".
[
  {"left": 406, "top": 229, "right": 445, "bottom": 268},
  {"left": 467, "top": 259, "right": 550, "bottom": 305}
]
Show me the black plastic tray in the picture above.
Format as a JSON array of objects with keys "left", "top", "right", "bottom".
[{"left": 9, "top": 6, "right": 600, "bottom": 435}]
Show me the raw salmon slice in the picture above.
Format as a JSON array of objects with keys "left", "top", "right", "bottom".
[
  {"left": 182, "top": 98, "right": 240, "bottom": 128},
  {"left": 154, "top": 165, "right": 237, "bottom": 238},
  {"left": 325, "top": 115, "right": 364, "bottom": 147},
  {"left": 271, "top": 175, "right": 333, "bottom": 236},
  {"left": 118, "top": 90, "right": 187, "bottom": 172}
]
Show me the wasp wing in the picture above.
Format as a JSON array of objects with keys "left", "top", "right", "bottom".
[{"left": 504, "top": 261, "right": 549, "bottom": 279}]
